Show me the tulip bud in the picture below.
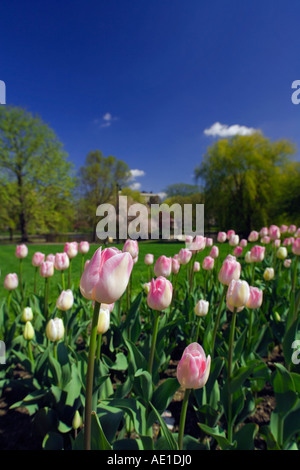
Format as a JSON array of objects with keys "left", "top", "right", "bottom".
[
  {"left": 202, "top": 256, "right": 214, "bottom": 270},
  {"left": 64, "top": 242, "right": 78, "bottom": 259},
  {"left": 292, "top": 238, "right": 300, "bottom": 256},
  {"left": 280, "top": 224, "right": 288, "bottom": 234},
  {"left": 40, "top": 261, "right": 54, "bottom": 278},
  {"left": 177, "top": 343, "right": 211, "bottom": 389},
  {"left": 79, "top": 241, "right": 90, "bottom": 254},
  {"left": 46, "top": 318, "right": 64, "bottom": 342},
  {"left": 143, "top": 282, "right": 151, "bottom": 294},
  {"left": 233, "top": 246, "right": 243, "bottom": 257},
  {"left": 246, "top": 286, "right": 263, "bottom": 309},
  {"left": 210, "top": 245, "right": 219, "bottom": 258},
  {"left": 188, "top": 236, "right": 206, "bottom": 253},
  {"left": 217, "top": 231, "right": 227, "bottom": 243},
  {"left": 23, "top": 321, "right": 35, "bottom": 341},
  {"left": 16, "top": 244, "right": 28, "bottom": 259},
  {"left": 144, "top": 253, "right": 154, "bottom": 265},
  {"left": 273, "top": 239, "right": 281, "bottom": 248},
  {"left": 276, "top": 246, "right": 287, "bottom": 260},
  {"left": 72, "top": 410, "right": 82, "bottom": 430},
  {"left": 248, "top": 231, "right": 259, "bottom": 242},
  {"left": 80, "top": 247, "right": 133, "bottom": 304},
  {"left": 147, "top": 276, "right": 173, "bottom": 311},
  {"left": 123, "top": 239, "right": 139, "bottom": 259},
  {"left": 260, "top": 236, "right": 271, "bottom": 245},
  {"left": 269, "top": 225, "right": 280, "bottom": 240},
  {"left": 22, "top": 307, "right": 33, "bottom": 322},
  {"left": 54, "top": 252, "right": 70, "bottom": 271},
  {"left": 172, "top": 257, "right": 181, "bottom": 274},
  {"left": 284, "top": 258, "right": 292, "bottom": 268},
  {"left": 178, "top": 248, "right": 193, "bottom": 265},
  {"left": 288, "top": 224, "right": 297, "bottom": 234},
  {"left": 154, "top": 255, "right": 172, "bottom": 277},
  {"left": 239, "top": 239, "right": 248, "bottom": 248},
  {"left": 229, "top": 234, "right": 239, "bottom": 247},
  {"left": 259, "top": 227, "right": 269, "bottom": 237},
  {"left": 206, "top": 238, "right": 213, "bottom": 247},
  {"left": 194, "top": 299, "right": 209, "bottom": 317},
  {"left": 263, "top": 267, "right": 275, "bottom": 281},
  {"left": 226, "top": 279, "right": 250, "bottom": 311},
  {"left": 32, "top": 252, "right": 45, "bottom": 267},
  {"left": 56, "top": 289, "right": 74, "bottom": 311},
  {"left": 218, "top": 259, "right": 241, "bottom": 285},
  {"left": 227, "top": 230, "right": 235, "bottom": 240},
  {"left": 4, "top": 273, "right": 18, "bottom": 290},
  {"left": 245, "top": 251, "right": 253, "bottom": 263},
  {"left": 46, "top": 253, "right": 55, "bottom": 263},
  {"left": 193, "top": 261, "right": 200, "bottom": 272},
  {"left": 97, "top": 305, "right": 110, "bottom": 334},
  {"left": 250, "top": 245, "right": 265, "bottom": 263}
]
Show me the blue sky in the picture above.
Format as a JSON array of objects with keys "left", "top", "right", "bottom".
[{"left": 1, "top": 0, "right": 300, "bottom": 197}]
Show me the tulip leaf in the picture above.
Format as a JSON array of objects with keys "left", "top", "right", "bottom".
[
  {"left": 97, "top": 403, "right": 124, "bottom": 443},
  {"left": 198, "top": 423, "right": 236, "bottom": 450},
  {"left": 147, "top": 377, "right": 180, "bottom": 428},
  {"left": 282, "top": 316, "right": 300, "bottom": 367},
  {"left": 113, "top": 439, "right": 140, "bottom": 450},
  {"left": 271, "top": 363, "right": 298, "bottom": 416},
  {"left": 229, "top": 361, "right": 258, "bottom": 394},
  {"left": 233, "top": 423, "right": 259, "bottom": 450},
  {"left": 149, "top": 401, "right": 179, "bottom": 450},
  {"left": 90, "top": 411, "right": 112, "bottom": 450},
  {"left": 42, "top": 431, "right": 64, "bottom": 450}
]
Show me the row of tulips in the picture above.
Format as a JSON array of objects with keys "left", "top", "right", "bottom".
[{"left": 0, "top": 224, "right": 300, "bottom": 451}]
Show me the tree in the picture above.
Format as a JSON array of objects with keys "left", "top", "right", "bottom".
[
  {"left": 0, "top": 106, "right": 75, "bottom": 241},
  {"left": 164, "top": 183, "right": 201, "bottom": 198},
  {"left": 195, "top": 133, "right": 297, "bottom": 234},
  {"left": 77, "top": 150, "right": 130, "bottom": 240}
]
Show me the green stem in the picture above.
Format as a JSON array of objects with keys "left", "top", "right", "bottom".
[
  {"left": 194, "top": 316, "right": 201, "bottom": 343},
  {"left": 34, "top": 267, "right": 38, "bottom": 295},
  {"left": 210, "top": 285, "right": 226, "bottom": 359},
  {"left": 28, "top": 340, "right": 34, "bottom": 363},
  {"left": 247, "top": 309, "right": 254, "bottom": 355},
  {"left": 147, "top": 311, "right": 160, "bottom": 375},
  {"left": 84, "top": 301, "right": 101, "bottom": 451},
  {"left": 96, "top": 333, "right": 102, "bottom": 361},
  {"left": 19, "top": 258, "right": 24, "bottom": 302},
  {"left": 61, "top": 271, "right": 65, "bottom": 291},
  {"left": 227, "top": 307, "right": 237, "bottom": 443},
  {"left": 53, "top": 342, "right": 58, "bottom": 361},
  {"left": 81, "top": 253, "right": 85, "bottom": 276},
  {"left": 178, "top": 388, "right": 191, "bottom": 450},
  {"left": 68, "top": 259, "right": 72, "bottom": 289},
  {"left": 44, "top": 277, "right": 49, "bottom": 320}
]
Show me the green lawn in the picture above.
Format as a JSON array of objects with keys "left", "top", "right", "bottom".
[{"left": 0, "top": 240, "right": 235, "bottom": 307}]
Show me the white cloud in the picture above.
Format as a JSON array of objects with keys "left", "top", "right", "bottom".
[
  {"left": 129, "top": 182, "right": 142, "bottom": 191},
  {"left": 94, "top": 112, "right": 118, "bottom": 128},
  {"left": 204, "top": 122, "right": 259, "bottom": 138},
  {"left": 103, "top": 113, "right": 112, "bottom": 121},
  {"left": 130, "top": 169, "right": 146, "bottom": 179}
]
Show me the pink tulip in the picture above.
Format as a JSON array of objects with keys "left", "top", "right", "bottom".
[
  {"left": 185, "top": 235, "right": 193, "bottom": 245},
  {"left": 56, "top": 289, "right": 74, "bottom": 311},
  {"left": 188, "top": 235, "right": 206, "bottom": 252},
  {"left": 79, "top": 241, "right": 90, "bottom": 254},
  {"left": 280, "top": 225, "right": 288, "bottom": 234},
  {"left": 206, "top": 238, "right": 213, "bottom": 247},
  {"left": 172, "top": 257, "right": 181, "bottom": 275},
  {"left": 246, "top": 286, "right": 263, "bottom": 309},
  {"left": 250, "top": 245, "right": 265, "bottom": 263},
  {"left": 147, "top": 276, "right": 173, "bottom": 311},
  {"left": 227, "top": 230, "right": 235, "bottom": 240},
  {"left": 193, "top": 261, "right": 200, "bottom": 272},
  {"left": 123, "top": 239, "right": 139, "bottom": 259},
  {"left": 144, "top": 253, "right": 154, "bottom": 265},
  {"left": 295, "top": 228, "right": 300, "bottom": 238},
  {"left": 46, "top": 253, "right": 55, "bottom": 263},
  {"left": 273, "top": 239, "right": 281, "bottom": 248},
  {"left": 210, "top": 245, "right": 219, "bottom": 258},
  {"left": 40, "top": 261, "right": 54, "bottom": 278},
  {"left": 202, "top": 256, "right": 214, "bottom": 270},
  {"left": 284, "top": 259, "right": 292, "bottom": 268},
  {"left": 84, "top": 259, "right": 90, "bottom": 270},
  {"left": 269, "top": 225, "right": 280, "bottom": 240},
  {"left": 259, "top": 227, "right": 269, "bottom": 237},
  {"left": 194, "top": 300, "right": 209, "bottom": 317},
  {"left": 178, "top": 248, "right": 193, "bottom": 265},
  {"left": 154, "top": 255, "right": 172, "bottom": 277},
  {"left": 32, "top": 252, "right": 45, "bottom": 267},
  {"left": 217, "top": 232, "right": 227, "bottom": 243},
  {"left": 218, "top": 258, "right": 241, "bottom": 285},
  {"left": 16, "top": 244, "right": 28, "bottom": 259},
  {"left": 292, "top": 238, "right": 300, "bottom": 256},
  {"left": 240, "top": 239, "right": 248, "bottom": 248},
  {"left": 260, "top": 236, "right": 271, "bottom": 245},
  {"left": 64, "top": 242, "right": 78, "bottom": 259},
  {"left": 229, "top": 234, "right": 239, "bottom": 247},
  {"left": 80, "top": 247, "right": 133, "bottom": 304},
  {"left": 226, "top": 279, "right": 250, "bottom": 310},
  {"left": 248, "top": 231, "right": 259, "bottom": 242},
  {"left": 233, "top": 246, "right": 243, "bottom": 257},
  {"left": 55, "top": 252, "right": 70, "bottom": 271},
  {"left": 177, "top": 343, "right": 211, "bottom": 390},
  {"left": 288, "top": 224, "right": 297, "bottom": 234},
  {"left": 4, "top": 273, "right": 18, "bottom": 290}
]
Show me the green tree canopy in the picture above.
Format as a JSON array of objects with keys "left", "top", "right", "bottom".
[
  {"left": 164, "top": 183, "right": 201, "bottom": 198},
  {"left": 77, "top": 150, "right": 130, "bottom": 239},
  {"left": 0, "top": 106, "right": 75, "bottom": 241},
  {"left": 195, "top": 133, "right": 297, "bottom": 234}
]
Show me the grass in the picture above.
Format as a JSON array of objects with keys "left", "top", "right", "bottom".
[{"left": 0, "top": 240, "right": 238, "bottom": 309}]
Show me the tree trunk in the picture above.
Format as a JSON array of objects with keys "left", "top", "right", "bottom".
[{"left": 17, "top": 169, "right": 29, "bottom": 243}]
